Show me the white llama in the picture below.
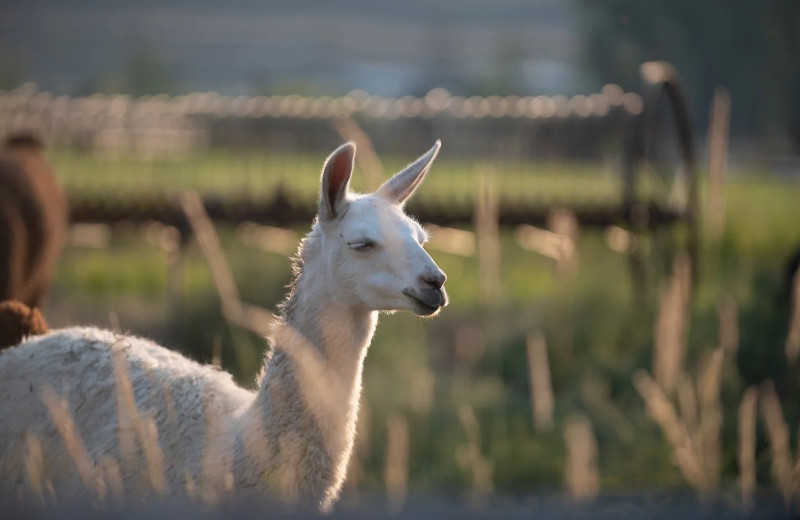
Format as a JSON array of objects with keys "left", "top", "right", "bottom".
[{"left": 0, "top": 141, "right": 447, "bottom": 511}]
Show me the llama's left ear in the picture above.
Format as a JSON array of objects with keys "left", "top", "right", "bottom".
[
  {"left": 376, "top": 140, "right": 441, "bottom": 205},
  {"left": 319, "top": 142, "right": 355, "bottom": 220}
]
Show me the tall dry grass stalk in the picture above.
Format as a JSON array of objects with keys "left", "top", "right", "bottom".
[
  {"left": 181, "top": 191, "right": 240, "bottom": 307},
  {"left": 384, "top": 413, "right": 409, "bottom": 512},
  {"left": 455, "top": 405, "right": 493, "bottom": 503},
  {"left": 717, "top": 295, "right": 739, "bottom": 354},
  {"left": 526, "top": 330, "right": 554, "bottom": 432},
  {"left": 515, "top": 224, "right": 573, "bottom": 262},
  {"left": 181, "top": 190, "right": 273, "bottom": 337},
  {"left": 579, "top": 376, "right": 635, "bottom": 443},
  {"left": 108, "top": 311, "right": 121, "bottom": 333},
  {"left": 514, "top": 210, "right": 577, "bottom": 274},
  {"left": 198, "top": 391, "right": 235, "bottom": 505},
  {"left": 737, "top": 386, "right": 758, "bottom": 511},
  {"left": 113, "top": 348, "right": 168, "bottom": 498},
  {"left": 474, "top": 165, "right": 501, "bottom": 306},
  {"left": 142, "top": 222, "right": 186, "bottom": 308},
  {"left": 604, "top": 225, "right": 636, "bottom": 254},
  {"left": 563, "top": 414, "right": 599, "bottom": 502},
  {"left": 634, "top": 370, "right": 709, "bottom": 494},
  {"left": 22, "top": 432, "right": 46, "bottom": 504},
  {"left": 237, "top": 222, "right": 299, "bottom": 256},
  {"left": 98, "top": 456, "right": 125, "bottom": 508},
  {"left": 653, "top": 253, "right": 692, "bottom": 395},
  {"left": 333, "top": 116, "right": 384, "bottom": 191},
  {"left": 707, "top": 86, "right": 731, "bottom": 239},
  {"left": 344, "top": 399, "right": 371, "bottom": 494},
  {"left": 696, "top": 349, "right": 724, "bottom": 492},
  {"left": 426, "top": 224, "right": 476, "bottom": 257},
  {"left": 40, "top": 385, "right": 106, "bottom": 501},
  {"left": 785, "top": 269, "right": 800, "bottom": 364},
  {"left": 759, "top": 381, "right": 797, "bottom": 506},
  {"left": 548, "top": 209, "right": 579, "bottom": 275},
  {"left": 211, "top": 334, "right": 222, "bottom": 369},
  {"left": 410, "top": 367, "right": 435, "bottom": 414}
]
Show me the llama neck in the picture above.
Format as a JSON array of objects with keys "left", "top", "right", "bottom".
[{"left": 237, "top": 254, "right": 377, "bottom": 508}]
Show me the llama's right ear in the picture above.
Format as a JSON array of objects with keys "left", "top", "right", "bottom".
[{"left": 319, "top": 142, "right": 355, "bottom": 221}]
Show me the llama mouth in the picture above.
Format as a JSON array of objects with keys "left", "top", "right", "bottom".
[{"left": 403, "top": 289, "right": 446, "bottom": 316}]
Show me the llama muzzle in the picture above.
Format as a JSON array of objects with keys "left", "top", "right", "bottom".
[{"left": 403, "top": 287, "right": 448, "bottom": 316}]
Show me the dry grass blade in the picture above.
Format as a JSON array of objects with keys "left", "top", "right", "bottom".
[
  {"left": 180, "top": 191, "right": 241, "bottom": 313},
  {"left": 455, "top": 405, "right": 493, "bottom": 503},
  {"left": 98, "top": 456, "right": 125, "bottom": 507},
  {"left": 140, "top": 416, "right": 168, "bottom": 496},
  {"left": 332, "top": 116, "right": 384, "bottom": 191},
  {"left": 212, "top": 334, "right": 222, "bottom": 369},
  {"left": 515, "top": 224, "right": 573, "bottom": 262},
  {"left": 410, "top": 367, "right": 435, "bottom": 414},
  {"left": 113, "top": 348, "right": 168, "bottom": 498},
  {"left": 198, "top": 390, "right": 235, "bottom": 504},
  {"left": 653, "top": 254, "right": 691, "bottom": 395},
  {"left": 786, "top": 269, "right": 800, "bottom": 363},
  {"left": 633, "top": 371, "right": 705, "bottom": 490},
  {"left": 108, "top": 311, "right": 121, "bottom": 333},
  {"left": 706, "top": 86, "right": 731, "bottom": 238},
  {"left": 474, "top": 165, "right": 501, "bottom": 305},
  {"left": 564, "top": 414, "right": 599, "bottom": 502},
  {"left": 426, "top": 224, "right": 476, "bottom": 257},
  {"left": 604, "top": 225, "right": 636, "bottom": 254},
  {"left": 23, "top": 432, "right": 45, "bottom": 504},
  {"left": 717, "top": 295, "right": 739, "bottom": 354},
  {"left": 180, "top": 190, "right": 273, "bottom": 337},
  {"left": 237, "top": 222, "right": 299, "bottom": 256},
  {"left": 526, "top": 330, "right": 554, "bottom": 432},
  {"left": 40, "top": 385, "right": 105, "bottom": 501},
  {"left": 278, "top": 434, "right": 302, "bottom": 505},
  {"left": 384, "top": 413, "right": 409, "bottom": 512},
  {"left": 676, "top": 373, "right": 699, "bottom": 441},
  {"left": 696, "top": 349, "right": 724, "bottom": 493},
  {"left": 548, "top": 209, "right": 579, "bottom": 274},
  {"left": 738, "top": 386, "right": 758, "bottom": 511},
  {"left": 271, "top": 319, "right": 350, "bottom": 451},
  {"left": 759, "top": 381, "right": 795, "bottom": 506},
  {"left": 344, "top": 400, "right": 371, "bottom": 494}
]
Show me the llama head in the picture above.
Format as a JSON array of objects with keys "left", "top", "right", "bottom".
[{"left": 314, "top": 141, "right": 447, "bottom": 316}]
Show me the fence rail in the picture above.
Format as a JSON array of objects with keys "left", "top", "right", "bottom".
[{"left": 1, "top": 62, "right": 697, "bottom": 244}]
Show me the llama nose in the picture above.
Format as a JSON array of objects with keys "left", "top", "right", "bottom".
[{"left": 421, "top": 270, "right": 446, "bottom": 290}]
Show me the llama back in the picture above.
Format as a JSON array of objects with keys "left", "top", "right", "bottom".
[{"left": 0, "top": 327, "right": 255, "bottom": 501}]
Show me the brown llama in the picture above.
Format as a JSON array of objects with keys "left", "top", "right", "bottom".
[
  {"left": 0, "top": 133, "right": 68, "bottom": 310},
  {"left": 0, "top": 300, "right": 49, "bottom": 349}
]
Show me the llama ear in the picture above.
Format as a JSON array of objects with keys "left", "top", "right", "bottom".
[
  {"left": 376, "top": 140, "right": 441, "bottom": 205},
  {"left": 319, "top": 142, "right": 355, "bottom": 221}
]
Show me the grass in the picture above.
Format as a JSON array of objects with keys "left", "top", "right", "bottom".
[
  {"left": 38, "top": 148, "right": 800, "bottom": 504},
  {"left": 50, "top": 148, "right": 622, "bottom": 207}
]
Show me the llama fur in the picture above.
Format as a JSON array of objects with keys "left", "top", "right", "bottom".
[
  {"left": 0, "top": 141, "right": 447, "bottom": 510},
  {"left": 0, "top": 133, "right": 69, "bottom": 309}
]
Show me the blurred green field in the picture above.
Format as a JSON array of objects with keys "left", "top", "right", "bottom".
[
  {"left": 42, "top": 149, "right": 800, "bottom": 500},
  {"left": 51, "top": 148, "right": 622, "bottom": 207}
]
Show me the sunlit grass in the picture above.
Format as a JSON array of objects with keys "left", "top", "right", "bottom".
[{"left": 48, "top": 148, "right": 622, "bottom": 206}]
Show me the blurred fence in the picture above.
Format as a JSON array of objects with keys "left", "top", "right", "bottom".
[
  {"left": 0, "top": 62, "right": 694, "bottom": 232},
  {"left": 0, "top": 83, "right": 642, "bottom": 160}
]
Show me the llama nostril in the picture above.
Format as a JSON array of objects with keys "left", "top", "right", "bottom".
[{"left": 421, "top": 270, "right": 446, "bottom": 290}]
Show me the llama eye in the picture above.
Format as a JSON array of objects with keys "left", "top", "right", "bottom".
[{"left": 348, "top": 240, "right": 376, "bottom": 252}]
